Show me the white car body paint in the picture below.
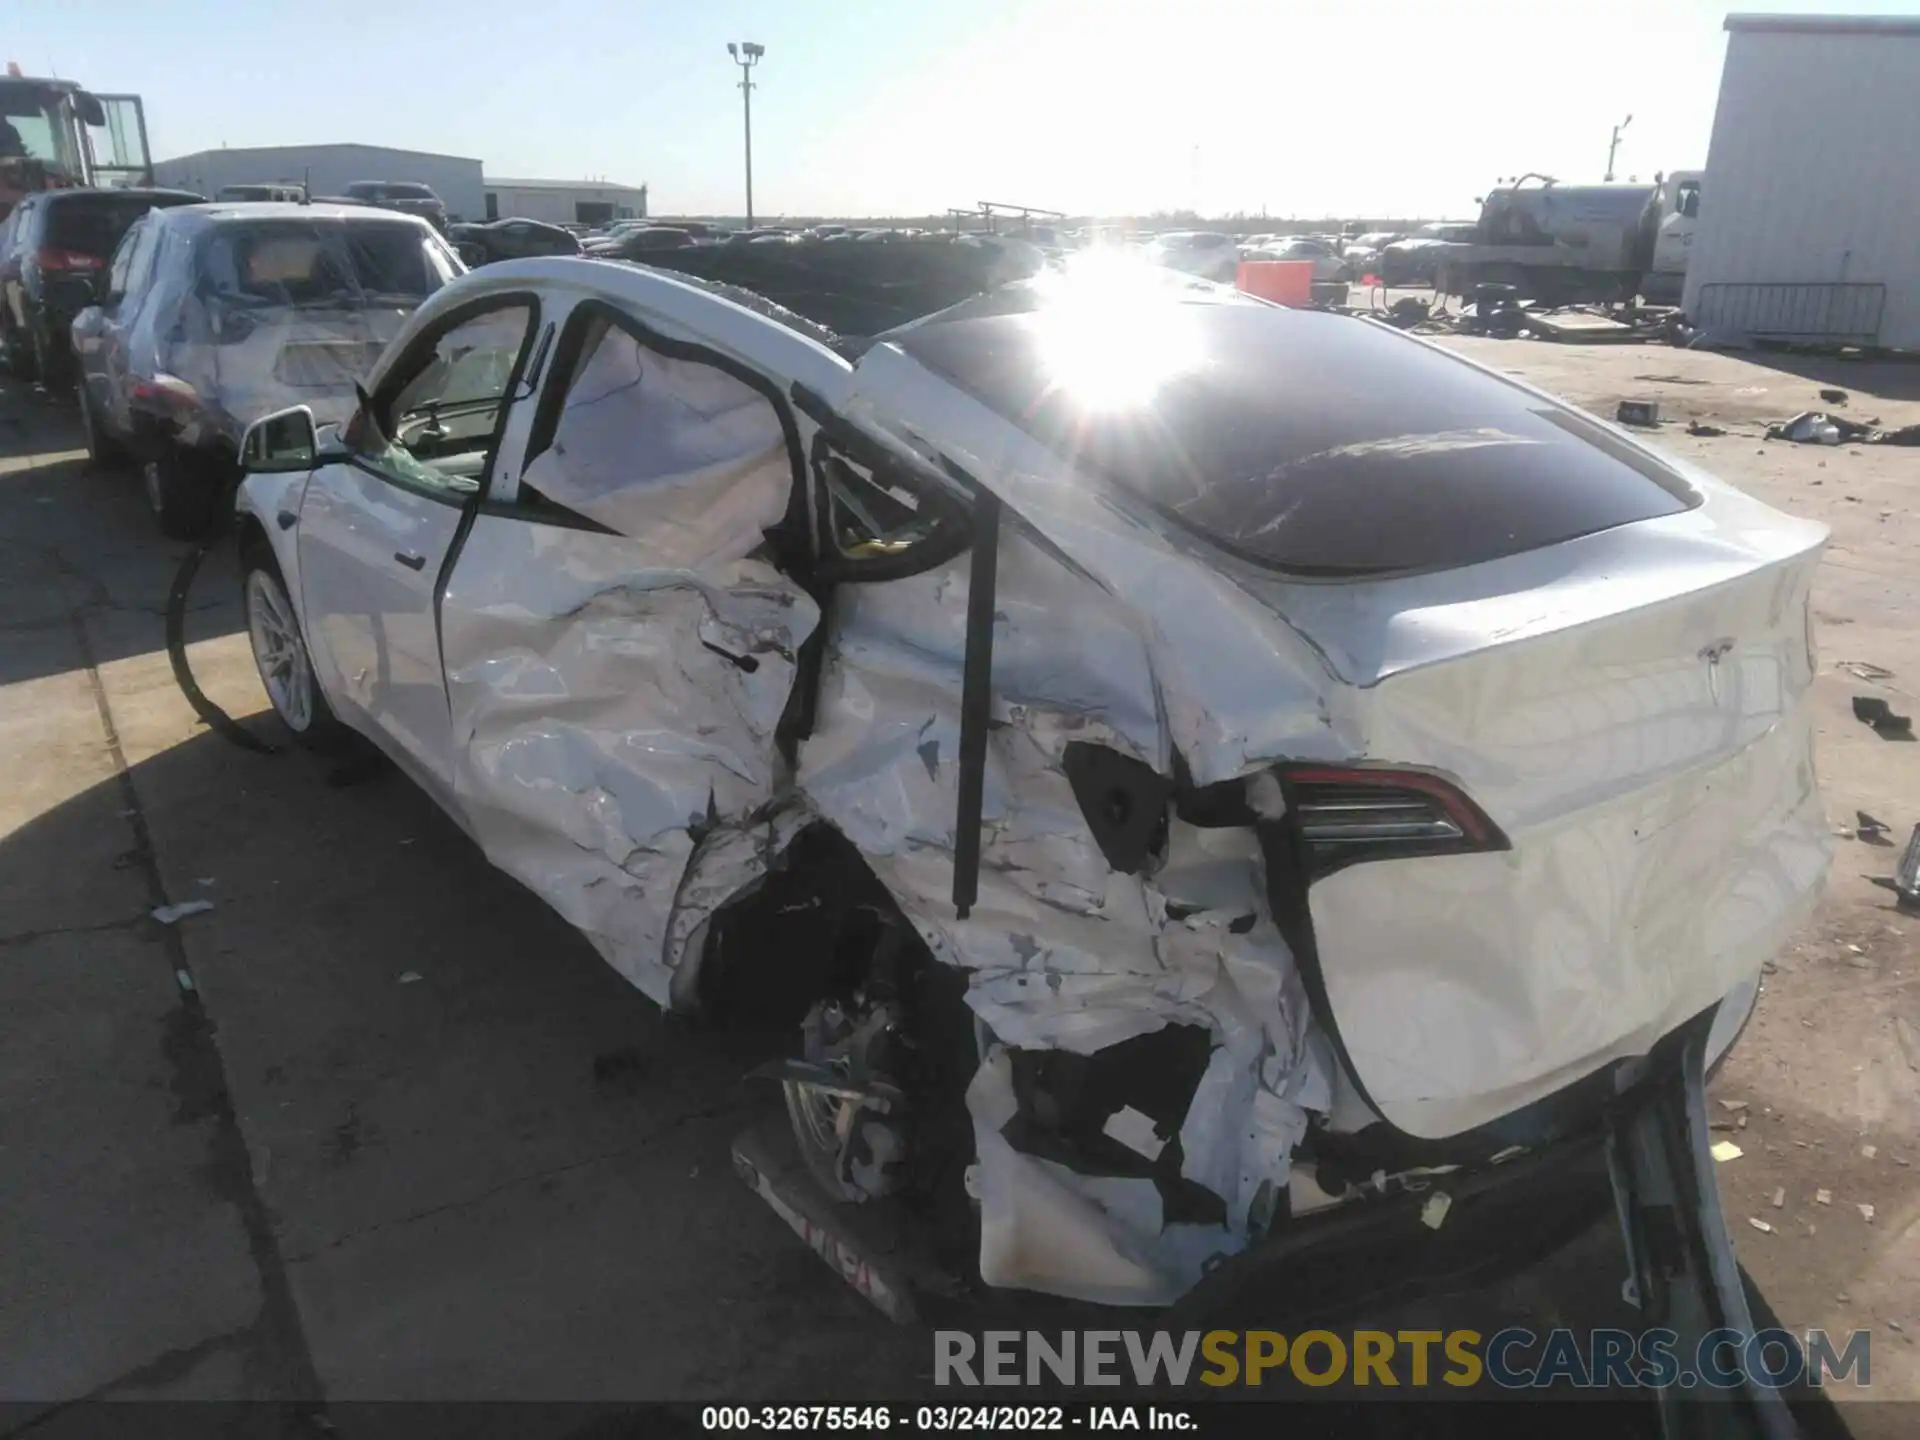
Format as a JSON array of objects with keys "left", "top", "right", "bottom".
[{"left": 238, "top": 257, "right": 1828, "bottom": 1305}]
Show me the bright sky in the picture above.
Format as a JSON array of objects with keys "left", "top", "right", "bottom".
[{"left": 12, "top": 1, "right": 1915, "bottom": 218}]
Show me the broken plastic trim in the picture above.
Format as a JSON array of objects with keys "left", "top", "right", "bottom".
[{"left": 951, "top": 489, "right": 1001, "bottom": 918}]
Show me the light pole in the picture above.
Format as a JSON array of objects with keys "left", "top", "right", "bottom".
[
  {"left": 727, "top": 41, "right": 764, "bottom": 225},
  {"left": 1605, "top": 113, "right": 1633, "bottom": 182}
]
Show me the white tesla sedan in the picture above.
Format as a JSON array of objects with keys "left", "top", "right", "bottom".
[{"left": 232, "top": 253, "right": 1828, "bottom": 1318}]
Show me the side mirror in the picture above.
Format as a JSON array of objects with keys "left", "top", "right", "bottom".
[
  {"left": 241, "top": 406, "right": 319, "bottom": 473},
  {"left": 77, "top": 91, "right": 107, "bottom": 128}
]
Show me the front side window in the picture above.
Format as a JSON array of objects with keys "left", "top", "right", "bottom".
[{"left": 349, "top": 302, "right": 533, "bottom": 496}]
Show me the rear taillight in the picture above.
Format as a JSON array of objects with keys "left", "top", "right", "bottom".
[
  {"left": 1278, "top": 764, "right": 1508, "bottom": 875},
  {"left": 36, "top": 247, "right": 104, "bottom": 273}
]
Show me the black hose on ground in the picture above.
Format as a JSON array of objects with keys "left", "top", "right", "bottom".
[{"left": 163, "top": 470, "right": 281, "bottom": 755}]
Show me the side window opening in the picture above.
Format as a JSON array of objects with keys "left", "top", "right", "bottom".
[
  {"left": 515, "top": 309, "right": 794, "bottom": 568},
  {"left": 349, "top": 300, "right": 534, "bottom": 496}
]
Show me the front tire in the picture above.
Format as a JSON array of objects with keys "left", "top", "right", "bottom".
[
  {"left": 242, "top": 550, "right": 351, "bottom": 752},
  {"left": 143, "top": 448, "right": 219, "bottom": 541}
]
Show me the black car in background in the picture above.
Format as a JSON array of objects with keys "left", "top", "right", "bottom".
[
  {"left": 446, "top": 217, "right": 581, "bottom": 267},
  {"left": 0, "top": 187, "right": 202, "bottom": 385},
  {"left": 340, "top": 180, "right": 448, "bottom": 231}
]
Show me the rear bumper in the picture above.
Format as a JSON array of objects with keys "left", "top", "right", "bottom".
[
  {"left": 1300, "top": 707, "right": 1827, "bottom": 1140},
  {"left": 1166, "top": 1130, "right": 1612, "bottom": 1328}
]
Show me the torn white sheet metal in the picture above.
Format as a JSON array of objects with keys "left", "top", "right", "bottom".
[
  {"left": 798, "top": 536, "right": 1332, "bottom": 1303},
  {"left": 440, "top": 523, "right": 817, "bottom": 1006}
]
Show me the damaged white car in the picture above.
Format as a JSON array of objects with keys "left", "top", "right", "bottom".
[{"left": 232, "top": 254, "right": 1828, "bottom": 1385}]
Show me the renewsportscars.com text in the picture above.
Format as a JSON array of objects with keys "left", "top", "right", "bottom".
[{"left": 934, "top": 1328, "right": 1873, "bottom": 1390}]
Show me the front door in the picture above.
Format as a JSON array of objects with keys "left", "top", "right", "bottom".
[
  {"left": 433, "top": 298, "right": 820, "bottom": 1003},
  {"left": 297, "top": 295, "right": 538, "bottom": 799}
]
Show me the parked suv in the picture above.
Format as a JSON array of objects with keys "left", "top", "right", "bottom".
[
  {"left": 341, "top": 180, "right": 448, "bottom": 231},
  {"left": 72, "top": 201, "right": 461, "bottom": 537},
  {"left": 0, "top": 187, "right": 202, "bottom": 385}
]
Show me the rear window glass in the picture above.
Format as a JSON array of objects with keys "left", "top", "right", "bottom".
[
  {"left": 890, "top": 300, "right": 1699, "bottom": 576},
  {"left": 196, "top": 221, "right": 446, "bottom": 305},
  {"left": 46, "top": 196, "right": 192, "bottom": 257}
]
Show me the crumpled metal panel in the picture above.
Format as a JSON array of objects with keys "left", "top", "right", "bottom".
[
  {"left": 797, "top": 532, "right": 1334, "bottom": 1304},
  {"left": 441, "top": 518, "right": 817, "bottom": 1005}
]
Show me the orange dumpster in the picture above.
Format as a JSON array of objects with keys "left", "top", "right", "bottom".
[{"left": 1236, "top": 259, "right": 1315, "bottom": 306}]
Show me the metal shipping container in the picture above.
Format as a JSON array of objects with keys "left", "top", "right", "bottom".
[{"left": 1683, "top": 13, "right": 1920, "bottom": 351}]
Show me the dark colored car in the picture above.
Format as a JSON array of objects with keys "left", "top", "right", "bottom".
[
  {"left": 446, "top": 217, "right": 581, "bottom": 266},
  {"left": 341, "top": 180, "right": 449, "bottom": 232},
  {"left": 603, "top": 226, "right": 695, "bottom": 257},
  {"left": 0, "top": 187, "right": 202, "bottom": 385},
  {"left": 72, "top": 202, "right": 460, "bottom": 537}
]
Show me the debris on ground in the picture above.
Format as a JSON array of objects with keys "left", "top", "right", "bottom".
[
  {"left": 1858, "top": 811, "right": 1893, "bottom": 842},
  {"left": 1748, "top": 1217, "right": 1773, "bottom": 1234},
  {"left": 1687, "top": 420, "right": 1729, "bottom": 437},
  {"left": 1772, "top": 1187, "right": 1786, "bottom": 1208},
  {"left": 1819, "top": 388, "right": 1850, "bottom": 405},
  {"left": 1815, "top": 1188, "right": 1833, "bottom": 1205},
  {"left": 1858, "top": 1203, "right": 1876, "bottom": 1223},
  {"left": 397, "top": 971, "right": 423, "bottom": 984},
  {"left": 151, "top": 899, "right": 215, "bottom": 924},
  {"left": 1712, "top": 1140, "right": 1745, "bottom": 1163},
  {"left": 1420, "top": 1192, "right": 1453, "bottom": 1230},
  {"left": 1719, "top": 1098, "right": 1749, "bottom": 1112},
  {"left": 1862, "top": 1144, "right": 1878, "bottom": 1160},
  {"left": 1616, "top": 399, "right": 1661, "bottom": 426},
  {"left": 1773, "top": 412, "right": 1845, "bottom": 444},
  {"left": 1852, "top": 696, "right": 1914, "bottom": 737},
  {"left": 1769, "top": 410, "right": 1920, "bottom": 446},
  {"left": 1838, "top": 661, "right": 1895, "bottom": 681}
]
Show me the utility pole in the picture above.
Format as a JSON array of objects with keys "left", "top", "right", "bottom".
[
  {"left": 727, "top": 42, "right": 765, "bottom": 225},
  {"left": 1605, "top": 113, "right": 1633, "bottom": 182}
]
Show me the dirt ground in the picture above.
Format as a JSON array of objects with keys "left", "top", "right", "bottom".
[
  {"left": 1432, "top": 329, "right": 1920, "bottom": 1401},
  {"left": 1, "top": 319, "right": 1915, "bottom": 1431}
]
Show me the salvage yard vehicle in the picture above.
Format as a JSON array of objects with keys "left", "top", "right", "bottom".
[
  {"left": 231, "top": 254, "right": 1827, "bottom": 1427},
  {"left": 341, "top": 179, "right": 449, "bottom": 231},
  {"left": 1243, "top": 235, "right": 1348, "bottom": 282},
  {"left": 72, "top": 201, "right": 461, "bottom": 538},
  {"left": 1143, "top": 230, "right": 1239, "bottom": 283},
  {"left": 0, "top": 185, "right": 200, "bottom": 384},
  {"left": 447, "top": 216, "right": 581, "bottom": 267}
]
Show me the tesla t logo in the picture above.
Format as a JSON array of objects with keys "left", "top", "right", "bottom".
[{"left": 1700, "top": 638, "right": 1734, "bottom": 703}]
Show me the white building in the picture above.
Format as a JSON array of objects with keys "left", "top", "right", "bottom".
[
  {"left": 152, "top": 144, "right": 486, "bottom": 222},
  {"left": 1684, "top": 13, "right": 1920, "bottom": 350},
  {"left": 483, "top": 176, "right": 649, "bottom": 225}
]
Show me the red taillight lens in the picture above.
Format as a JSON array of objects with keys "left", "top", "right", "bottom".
[
  {"left": 36, "top": 247, "right": 104, "bottom": 273},
  {"left": 1277, "top": 764, "right": 1508, "bottom": 875}
]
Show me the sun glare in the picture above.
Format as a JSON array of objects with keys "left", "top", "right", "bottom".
[{"left": 1027, "top": 253, "right": 1205, "bottom": 410}]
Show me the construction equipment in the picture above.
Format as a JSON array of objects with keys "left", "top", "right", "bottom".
[{"left": 0, "top": 64, "right": 152, "bottom": 221}]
